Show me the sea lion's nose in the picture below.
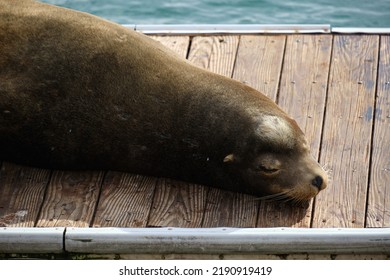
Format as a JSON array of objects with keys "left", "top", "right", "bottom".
[{"left": 311, "top": 175, "right": 324, "bottom": 190}]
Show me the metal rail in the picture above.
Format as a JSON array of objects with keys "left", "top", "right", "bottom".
[
  {"left": 121, "top": 24, "right": 390, "bottom": 35},
  {"left": 125, "top": 24, "right": 331, "bottom": 34},
  {"left": 1, "top": 227, "right": 390, "bottom": 255}
]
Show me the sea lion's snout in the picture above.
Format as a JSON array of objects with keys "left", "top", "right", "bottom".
[
  {"left": 311, "top": 175, "right": 323, "bottom": 189},
  {"left": 288, "top": 155, "right": 328, "bottom": 201},
  {"left": 229, "top": 114, "right": 329, "bottom": 202},
  {"left": 232, "top": 149, "right": 328, "bottom": 202},
  {"left": 311, "top": 175, "right": 325, "bottom": 190},
  {"left": 307, "top": 157, "right": 328, "bottom": 192}
]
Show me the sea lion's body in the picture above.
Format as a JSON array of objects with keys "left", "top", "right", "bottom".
[{"left": 0, "top": 0, "right": 327, "bottom": 200}]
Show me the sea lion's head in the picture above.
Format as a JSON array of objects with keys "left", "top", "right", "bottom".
[{"left": 224, "top": 113, "right": 328, "bottom": 203}]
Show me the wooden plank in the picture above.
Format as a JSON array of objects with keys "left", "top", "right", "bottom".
[
  {"left": 147, "top": 36, "right": 204, "bottom": 227},
  {"left": 90, "top": 36, "right": 192, "bottom": 228},
  {"left": 188, "top": 35, "right": 239, "bottom": 77},
  {"left": 233, "top": 35, "right": 317, "bottom": 228},
  {"left": 147, "top": 179, "right": 207, "bottom": 227},
  {"left": 366, "top": 35, "right": 390, "bottom": 227},
  {"left": 312, "top": 35, "right": 379, "bottom": 228},
  {"left": 257, "top": 202, "right": 313, "bottom": 227},
  {"left": 150, "top": 35, "right": 256, "bottom": 227},
  {"left": 36, "top": 171, "right": 104, "bottom": 227},
  {"left": 201, "top": 189, "right": 258, "bottom": 227},
  {"left": 189, "top": 35, "right": 323, "bottom": 227},
  {"left": 233, "top": 35, "right": 286, "bottom": 100},
  {"left": 187, "top": 35, "right": 262, "bottom": 227},
  {"left": 149, "top": 35, "right": 190, "bottom": 58},
  {"left": 0, "top": 162, "right": 50, "bottom": 227},
  {"left": 93, "top": 173, "right": 157, "bottom": 227},
  {"left": 146, "top": 178, "right": 209, "bottom": 228},
  {"left": 278, "top": 35, "right": 332, "bottom": 155},
  {"left": 256, "top": 34, "right": 332, "bottom": 228},
  {"left": 145, "top": 35, "right": 210, "bottom": 227}
]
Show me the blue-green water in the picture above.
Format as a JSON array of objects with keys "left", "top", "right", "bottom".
[{"left": 41, "top": 0, "right": 390, "bottom": 27}]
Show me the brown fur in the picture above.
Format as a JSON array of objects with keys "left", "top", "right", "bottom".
[{"left": 0, "top": 0, "right": 327, "bottom": 200}]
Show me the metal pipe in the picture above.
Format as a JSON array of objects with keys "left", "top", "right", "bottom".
[
  {"left": 1, "top": 227, "right": 389, "bottom": 255},
  {"left": 122, "top": 25, "right": 390, "bottom": 35},
  {"left": 123, "top": 24, "right": 331, "bottom": 34},
  {"left": 65, "top": 227, "right": 390, "bottom": 255},
  {"left": 0, "top": 227, "right": 64, "bottom": 254},
  {"left": 332, "top": 27, "right": 390, "bottom": 34}
]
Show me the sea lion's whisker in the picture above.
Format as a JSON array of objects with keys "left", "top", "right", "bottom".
[{"left": 255, "top": 191, "right": 290, "bottom": 201}]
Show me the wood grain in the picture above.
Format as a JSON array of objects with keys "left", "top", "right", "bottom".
[
  {"left": 0, "top": 162, "right": 50, "bottom": 227},
  {"left": 233, "top": 35, "right": 286, "bottom": 100},
  {"left": 366, "top": 35, "right": 390, "bottom": 227},
  {"left": 312, "top": 35, "right": 379, "bottom": 228},
  {"left": 148, "top": 35, "right": 256, "bottom": 228},
  {"left": 233, "top": 35, "right": 308, "bottom": 227},
  {"left": 257, "top": 201, "right": 312, "bottom": 227},
  {"left": 93, "top": 173, "right": 157, "bottom": 227},
  {"left": 149, "top": 35, "right": 190, "bottom": 58},
  {"left": 278, "top": 34, "right": 332, "bottom": 155},
  {"left": 201, "top": 189, "right": 259, "bottom": 227},
  {"left": 36, "top": 171, "right": 103, "bottom": 227},
  {"left": 189, "top": 35, "right": 239, "bottom": 77},
  {"left": 259, "top": 34, "right": 332, "bottom": 228},
  {"left": 92, "top": 36, "right": 191, "bottom": 228},
  {"left": 187, "top": 35, "right": 263, "bottom": 227},
  {"left": 147, "top": 179, "right": 208, "bottom": 227},
  {"left": 146, "top": 35, "right": 210, "bottom": 227}
]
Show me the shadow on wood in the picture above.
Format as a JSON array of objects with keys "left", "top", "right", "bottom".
[{"left": 0, "top": 161, "right": 310, "bottom": 228}]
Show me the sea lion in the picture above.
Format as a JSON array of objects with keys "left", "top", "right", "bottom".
[{"left": 0, "top": 0, "right": 327, "bottom": 202}]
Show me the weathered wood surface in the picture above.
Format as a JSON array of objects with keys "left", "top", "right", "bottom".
[
  {"left": 233, "top": 35, "right": 286, "bottom": 100},
  {"left": 187, "top": 35, "right": 257, "bottom": 228},
  {"left": 0, "top": 163, "right": 50, "bottom": 227},
  {"left": 148, "top": 179, "right": 207, "bottom": 227},
  {"left": 257, "top": 34, "right": 333, "bottom": 228},
  {"left": 36, "top": 171, "right": 104, "bottom": 227},
  {"left": 145, "top": 36, "right": 209, "bottom": 227},
  {"left": 0, "top": 34, "right": 388, "bottom": 229},
  {"left": 312, "top": 35, "right": 379, "bottom": 228},
  {"left": 93, "top": 173, "right": 157, "bottom": 227},
  {"left": 149, "top": 35, "right": 190, "bottom": 58},
  {"left": 366, "top": 35, "right": 390, "bottom": 228}
]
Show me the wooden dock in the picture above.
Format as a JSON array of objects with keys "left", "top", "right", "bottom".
[{"left": 0, "top": 33, "right": 389, "bottom": 230}]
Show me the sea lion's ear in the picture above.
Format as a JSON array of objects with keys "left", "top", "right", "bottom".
[{"left": 223, "top": 154, "right": 235, "bottom": 163}]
